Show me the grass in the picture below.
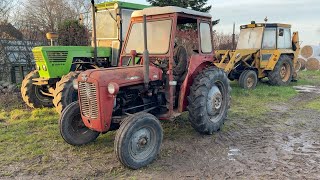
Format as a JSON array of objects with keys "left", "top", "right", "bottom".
[{"left": 1, "top": 71, "right": 320, "bottom": 178}]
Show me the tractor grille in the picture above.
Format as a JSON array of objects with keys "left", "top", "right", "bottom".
[
  {"left": 33, "top": 51, "right": 44, "bottom": 62},
  {"left": 46, "top": 51, "right": 68, "bottom": 62},
  {"left": 79, "top": 82, "right": 99, "bottom": 119}
]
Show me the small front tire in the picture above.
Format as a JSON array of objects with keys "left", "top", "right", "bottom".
[
  {"left": 114, "top": 112, "right": 163, "bottom": 169},
  {"left": 59, "top": 101, "right": 99, "bottom": 146},
  {"left": 239, "top": 70, "right": 258, "bottom": 89}
]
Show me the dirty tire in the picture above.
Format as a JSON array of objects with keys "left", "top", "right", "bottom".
[
  {"left": 268, "top": 55, "right": 293, "bottom": 86},
  {"left": 239, "top": 70, "right": 258, "bottom": 90},
  {"left": 21, "top": 70, "right": 53, "bottom": 108},
  {"left": 115, "top": 112, "right": 163, "bottom": 169},
  {"left": 53, "top": 71, "right": 80, "bottom": 114},
  {"left": 59, "top": 101, "right": 99, "bottom": 146},
  {"left": 188, "top": 67, "right": 231, "bottom": 135}
]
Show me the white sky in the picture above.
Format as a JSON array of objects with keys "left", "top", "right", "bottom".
[{"left": 121, "top": 0, "right": 320, "bottom": 46}]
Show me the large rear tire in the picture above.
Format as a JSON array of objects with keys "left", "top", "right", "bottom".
[
  {"left": 114, "top": 112, "right": 163, "bottom": 169},
  {"left": 53, "top": 72, "right": 80, "bottom": 114},
  {"left": 59, "top": 101, "right": 99, "bottom": 146},
  {"left": 268, "top": 55, "right": 293, "bottom": 86},
  {"left": 188, "top": 67, "right": 231, "bottom": 134},
  {"left": 21, "top": 70, "right": 53, "bottom": 108}
]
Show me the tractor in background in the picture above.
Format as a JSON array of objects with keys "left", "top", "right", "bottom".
[
  {"left": 215, "top": 22, "right": 300, "bottom": 89},
  {"left": 21, "top": 1, "right": 148, "bottom": 113},
  {"left": 59, "top": 6, "right": 231, "bottom": 169}
]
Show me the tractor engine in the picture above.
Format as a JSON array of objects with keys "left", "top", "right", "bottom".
[
  {"left": 77, "top": 65, "right": 164, "bottom": 132},
  {"left": 113, "top": 82, "right": 166, "bottom": 116}
]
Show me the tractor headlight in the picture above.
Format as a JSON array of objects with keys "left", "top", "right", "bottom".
[
  {"left": 42, "top": 65, "right": 47, "bottom": 71},
  {"left": 107, "top": 82, "right": 119, "bottom": 95},
  {"left": 73, "top": 79, "right": 78, "bottom": 90},
  {"left": 36, "top": 65, "right": 40, "bottom": 70}
]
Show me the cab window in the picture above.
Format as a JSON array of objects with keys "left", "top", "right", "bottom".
[
  {"left": 200, "top": 23, "right": 212, "bottom": 53},
  {"left": 262, "top": 28, "right": 277, "bottom": 49},
  {"left": 277, "top": 28, "right": 291, "bottom": 49}
]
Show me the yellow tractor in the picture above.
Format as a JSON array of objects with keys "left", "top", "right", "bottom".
[{"left": 215, "top": 21, "right": 300, "bottom": 89}]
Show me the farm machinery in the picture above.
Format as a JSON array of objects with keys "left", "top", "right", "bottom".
[
  {"left": 215, "top": 22, "right": 300, "bottom": 89},
  {"left": 21, "top": 1, "right": 148, "bottom": 113},
  {"left": 59, "top": 6, "right": 231, "bottom": 169}
]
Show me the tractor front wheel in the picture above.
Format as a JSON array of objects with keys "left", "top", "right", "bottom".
[
  {"left": 188, "top": 67, "right": 231, "bottom": 134},
  {"left": 268, "top": 56, "right": 293, "bottom": 86},
  {"left": 53, "top": 72, "right": 80, "bottom": 114},
  {"left": 21, "top": 70, "right": 53, "bottom": 108},
  {"left": 239, "top": 70, "right": 258, "bottom": 89},
  {"left": 114, "top": 112, "right": 163, "bottom": 169},
  {"left": 59, "top": 101, "right": 99, "bottom": 146}
]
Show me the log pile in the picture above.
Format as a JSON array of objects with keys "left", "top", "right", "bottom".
[{"left": 300, "top": 45, "right": 320, "bottom": 71}]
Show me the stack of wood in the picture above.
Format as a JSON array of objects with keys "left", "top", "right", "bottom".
[{"left": 301, "top": 45, "right": 320, "bottom": 71}]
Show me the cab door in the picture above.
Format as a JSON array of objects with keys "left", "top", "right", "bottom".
[{"left": 260, "top": 27, "right": 277, "bottom": 68}]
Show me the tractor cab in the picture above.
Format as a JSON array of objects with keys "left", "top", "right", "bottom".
[
  {"left": 237, "top": 22, "right": 295, "bottom": 51},
  {"left": 95, "top": 1, "right": 149, "bottom": 66},
  {"left": 60, "top": 6, "right": 231, "bottom": 169},
  {"left": 215, "top": 21, "right": 300, "bottom": 89}
]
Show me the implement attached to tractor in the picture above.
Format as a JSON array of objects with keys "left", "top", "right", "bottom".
[
  {"left": 215, "top": 22, "right": 300, "bottom": 89},
  {"left": 21, "top": 1, "right": 148, "bottom": 113}
]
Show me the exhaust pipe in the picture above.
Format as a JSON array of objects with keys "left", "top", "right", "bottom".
[
  {"left": 143, "top": 15, "right": 149, "bottom": 89},
  {"left": 91, "top": 0, "right": 98, "bottom": 64}
]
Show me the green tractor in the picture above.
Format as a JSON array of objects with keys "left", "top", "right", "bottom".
[{"left": 21, "top": 1, "right": 148, "bottom": 113}]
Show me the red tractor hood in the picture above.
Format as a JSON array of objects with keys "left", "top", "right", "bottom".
[{"left": 78, "top": 65, "right": 163, "bottom": 87}]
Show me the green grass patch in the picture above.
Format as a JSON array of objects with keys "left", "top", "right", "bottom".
[
  {"left": 305, "top": 97, "right": 320, "bottom": 111},
  {"left": 296, "top": 70, "right": 320, "bottom": 85}
]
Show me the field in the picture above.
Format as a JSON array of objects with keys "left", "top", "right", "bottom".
[{"left": 1, "top": 71, "right": 320, "bottom": 179}]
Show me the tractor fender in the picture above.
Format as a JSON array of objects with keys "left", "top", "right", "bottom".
[{"left": 178, "top": 54, "right": 214, "bottom": 112}]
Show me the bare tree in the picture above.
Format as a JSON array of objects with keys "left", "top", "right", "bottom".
[
  {"left": 14, "top": 0, "right": 77, "bottom": 41},
  {"left": 0, "top": 0, "right": 14, "bottom": 21}
]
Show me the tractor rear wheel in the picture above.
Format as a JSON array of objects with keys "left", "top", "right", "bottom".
[
  {"left": 59, "top": 101, "right": 99, "bottom": 146},
  {"left": 53, "top": 72, "right": 80, "bottom": 114},
  {"left": 114, "top": 112, "right": 163, "bottom": 169},
  {"left": 268, "top": 56, "right": 293, "bottom": 86},
  {"left": 21, "top": 70, "right": 53, "bottom": 108},
  {"left": 239, "top": 70, "right": 258, "bottom": 89},
  {"left": 188, "top": 67, "right": 231, "bottom": 134}
]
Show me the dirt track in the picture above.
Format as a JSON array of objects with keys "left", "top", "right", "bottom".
[
  {"left": 131, "top": 89, "right": 320, "bottom": 179},
  {"left": 2, "top": 88, "right": 320, "bottom": 179}
]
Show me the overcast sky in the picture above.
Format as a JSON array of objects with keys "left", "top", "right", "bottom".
[{"left": 122, "top": 0, "right": 320, "bottom": 46}]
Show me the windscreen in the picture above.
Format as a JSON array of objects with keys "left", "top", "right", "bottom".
[
  {"left": 96, "top": 10, "right": 117, "bottom": 39},
  {"left": 125, "top": 20, "right": 172, "bottom": 54},
  {"left": 237, "top": 27, "right": 264, "bottom": 49}
]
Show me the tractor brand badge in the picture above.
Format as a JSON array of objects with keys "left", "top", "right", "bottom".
[
  {"left": 81, "top": 74, "right": 88, "bottom": 81},
  {"left": 126, "top": 76, "right": 140, "bottom": 80},
  {"left": 153, "top": 74, "right": 158, "bottom": 80}
]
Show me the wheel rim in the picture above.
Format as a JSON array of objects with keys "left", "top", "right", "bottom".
[
  {"left": 70, "top": 113, "right": 90, "bottom": 135},
  {"left": 34, "top": 85, "right": 52, "bottom": 103},
  {"left": 280, "top": 62, "right": 291, "bottom": 82},
  {"left": 129, "top": 126, "right": 156, "bottom": 161},
  {"left": 207, "top": 83, "right": 226, "bottom": 123},
  {"left": 246, "top": 75, "right": 254, "bottom": 88}
]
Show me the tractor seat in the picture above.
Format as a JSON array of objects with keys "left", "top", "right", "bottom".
[{"left": 173, "top": 45, "right": 188, "bottom": 83}]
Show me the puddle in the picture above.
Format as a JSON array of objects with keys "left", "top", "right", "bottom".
[
  {"left": 293, "top": 85, "right": 320, "bottom": 93},
  {"left": 228, "top": 147, "right": 241, "bottom": 161},
  {"left": 280, "top": 133, "right": 320, "bottom": 157}
]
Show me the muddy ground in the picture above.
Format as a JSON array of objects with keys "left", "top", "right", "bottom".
[{"left": 1, "top": 86, "right": 320, "bottom": 179}]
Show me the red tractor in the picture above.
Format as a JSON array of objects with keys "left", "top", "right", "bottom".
[{"left": 59, "top": 6, "right": 231, "bottom": 169}]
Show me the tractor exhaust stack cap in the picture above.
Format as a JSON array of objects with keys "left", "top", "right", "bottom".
[
  {"left": 143, "top": 14, "right": 150, "bottom": 89},
  {"left": 46, "top": 32, "right": 59, "bottom": 46}
]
